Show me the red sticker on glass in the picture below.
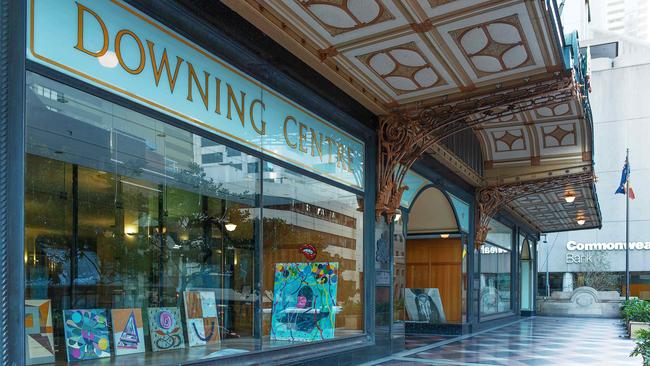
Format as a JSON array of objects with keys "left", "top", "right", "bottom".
[{"left": 299, "top": 244, "right": 317, "bottom": 261}]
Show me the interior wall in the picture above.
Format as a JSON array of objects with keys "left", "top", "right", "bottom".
[
  {"left": 405, "top": 238, "right": 462, "bottom": 323},
  {"left": 407, "top": 188, "right": 458, "bottom": 234}
]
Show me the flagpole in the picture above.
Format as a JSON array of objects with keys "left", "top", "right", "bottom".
[{"left": 626, "top": 148, "right": 630, "bottom": 300}]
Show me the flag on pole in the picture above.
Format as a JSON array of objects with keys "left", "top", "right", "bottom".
[{"left": 615, "top": 157, "right": 636, "bottom": 199}]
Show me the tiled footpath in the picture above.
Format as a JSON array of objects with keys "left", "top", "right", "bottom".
[{"left": 363, "top": 317, "right": 640, "bottom": 366}]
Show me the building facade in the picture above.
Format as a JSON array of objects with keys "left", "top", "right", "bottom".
[
  {"left": 539, "top": 0, "right": 650, "bottom": 299},
  {"left": 538, "top": 44, "right": 650, "bottom": 298},
  {"left": 0, "top": 0, "right": 599, "bottom": 365}
]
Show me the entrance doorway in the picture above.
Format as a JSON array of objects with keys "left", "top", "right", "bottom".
[{"left": 399, "top": 187, "right": 467, "bottom": 336}]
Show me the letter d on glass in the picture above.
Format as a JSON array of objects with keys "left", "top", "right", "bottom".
[{"left": 75, "top": 2, "right": 109, "bottom": 57}]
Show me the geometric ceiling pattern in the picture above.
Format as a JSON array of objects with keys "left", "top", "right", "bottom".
[
  {"left": 227, "top": 0, "right": 560, "bottom": 110},
  {"left": 224, "top": 0, "right": 600, "bottom": 232},
  {"left": 474, "top": 97, "right": 592, "bottom": 169},
  {"left": 508, "top": 181, "right": 601, "bottom": 233}
]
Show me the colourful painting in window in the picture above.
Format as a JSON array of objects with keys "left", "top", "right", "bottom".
[
  {"left": 25, "top": 299, "right": 54, "bottom": 365},
  {"left": 183, "top": 291, "right": 220, "bottom": 346},
  {"left": 271, "top": 262, "right": 339, "bottom": 342},
  {"left": 111, "top": 309, "right": 145, "bottom": 355},
  {"left": 148, "top": 307, "right": 186, "bottom": 352},
  {"left": 62, "top": 309, "right": 111, "bottom": 361}
]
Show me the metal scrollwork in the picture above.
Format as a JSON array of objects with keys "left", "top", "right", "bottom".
[
  {"left": 376, "top": 76, "right": 579, "bottom": 222},
  {"left": 473, "top": 171, "right": 595, "bottom": 248}
]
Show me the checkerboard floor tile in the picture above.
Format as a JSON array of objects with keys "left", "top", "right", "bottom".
[{"left": 366, "top": 317, "right": 641, "bottom": 366}]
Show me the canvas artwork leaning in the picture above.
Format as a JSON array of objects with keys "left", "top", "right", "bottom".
[
  {"left": 25, "top": 299, "right": 55, "bottom": 365},
  {"left": 62, "top": 309, "right": 111, "bottom": 361},
  {"left": 148, "top": 307, "right": 186, "bottom": 352},
  {"left": 183, "top": 290, "right": 220, "bottom": 347},
  {"left": 271, "top": 262, "right": 339, "bottom": 342},
  {"left": 404, "top": 288, "right": 446, "bottom": 324},
  {"left": 111, "top": 308, "right": 146, "bottom": 355}
]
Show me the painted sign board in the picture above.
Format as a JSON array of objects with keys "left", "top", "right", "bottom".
[{"left": 27, "top": 0, "right": 364, "bottom": 189}]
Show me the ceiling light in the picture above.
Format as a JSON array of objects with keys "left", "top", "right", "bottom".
[
  {"left": 225, "top": 223, "right": 237, "bottom": 232},
  {"left": 564, "top": 192, "right": 576, "bottom": 203},
  {"left": 576, "top": 218, "right": 586, "bottom": 226},
  {"left": 440, "top": 233, "right": 450, "bottom": 239}
]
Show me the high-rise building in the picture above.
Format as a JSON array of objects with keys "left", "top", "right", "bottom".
[
  {"left": 604, "top": 0, "right": 650, "bottom": 40},
  {"left": 539, "top": 0, "right": 650, "bottom": 299}
]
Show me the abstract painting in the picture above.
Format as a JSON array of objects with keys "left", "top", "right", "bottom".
[
  {"left": 63, "top": 309, "right": 111, "bottom": 361},
  {"left": 25, "top": 299, "right": 54, "bottom": 365},
  {"left": 271, "top": 262, "right": 339, "bottom": 342},
  {"left": 111, "top": 308, "right": 145, "bottom": 355},
  {"left": 183, "top": 290, "right": 220, "bottom": 346},
  {"left": 405, "top": 288, "right": 446, "bottom": 324},
  {"left": 147, "top": 307, "right": 185, "bottom": 352}
]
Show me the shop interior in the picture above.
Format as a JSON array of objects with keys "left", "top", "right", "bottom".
[
  {"left": 394, "top": 187, "right": 467, "bottom": 336},
  {"left": 24, "top": 72, "right": 365, "bottom": 365}
]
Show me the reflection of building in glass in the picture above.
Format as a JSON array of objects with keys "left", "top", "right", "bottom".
[{"left": 24, "top": 70, "right": 365, "bottom": 360}]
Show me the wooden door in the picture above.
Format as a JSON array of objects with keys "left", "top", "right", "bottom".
[{"left": 406, "top": 238, "right": 462, "bottom": 323}]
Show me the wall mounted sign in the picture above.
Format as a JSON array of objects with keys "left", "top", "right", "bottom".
[
  {"left": 27, "top": 0, "right": 365, "bottom": 189},
  {"left": 566, "top": 240, "right": 650, "bottom": 251}
]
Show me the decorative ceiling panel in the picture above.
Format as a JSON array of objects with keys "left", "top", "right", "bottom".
[
  {"left": 415, "top": 0, "right": 492, "bottom": 19},
  {"left": 475, "top": 96, "right": 590, "bottom": 169},
  {"left": 223, "top": 0, "right": 600, "bottom": 233},
  {"left": 435, "top": 4, "right": 546, "bottom": 84},
  {"left": 227, "top": 0, "right": 561, "bottom": 109},
  {"left": 264, "top": 0, "right": 410, "bottom": 46},
  {"left": 508, "top": 180, "right": 600, "bottom": 232},
  {"left": 343, "top": 34, "right": 456, "bottom": 100}
]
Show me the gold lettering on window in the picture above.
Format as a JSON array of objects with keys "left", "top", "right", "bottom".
[
  {"left": 187, "top": 62, "right": 209, "bottom": 110},
  {"left": 74, "top": 3, "right": 108, "bottom": 58},
  {"left": 284, "top": 116, "right": 297, "bottom": 149},
  {"left": 147, "top": 40, "right": 183, "bottom": 93},
  {"left": 115, "top": 29, "right": 146, "bottom": 75},
  {"left": 226, "top": 84, "right": 246, "bottom": 127}
]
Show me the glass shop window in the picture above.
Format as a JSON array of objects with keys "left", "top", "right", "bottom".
[
  {"left": 24, "top": 72, "right": 260, "bottom": 364},
  {"left": 479, "top": 220, "right": 513, "bottom": 317},
  {"left": 262, "top": 163, "right": 364, "bottom": 346},
  {"left": 23, "top": 71, "right": 367, "bottom": 365}
]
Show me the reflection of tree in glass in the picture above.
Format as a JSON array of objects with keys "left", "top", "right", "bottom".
[{"left": 577, "top": 252, "right": 621, "bottom": 291}]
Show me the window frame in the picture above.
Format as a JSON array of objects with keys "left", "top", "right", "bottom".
[
  {"left": 478, "top": 218, "right": 515, "bottom": 321},
  {"left": 23, "top": 61, "right": 373, "bottom": 364}
]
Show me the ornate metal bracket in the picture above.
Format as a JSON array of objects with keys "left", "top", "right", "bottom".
[
  {"left": 474, "top": 171, "right": 595, "bottom": 248},
  {"left": 376, "top": 76, "right": 578, "bottom": 222}
]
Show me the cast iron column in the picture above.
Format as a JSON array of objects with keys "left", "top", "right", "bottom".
[{"left": 0, "top": 0, "right": 26, "bottom": 364}]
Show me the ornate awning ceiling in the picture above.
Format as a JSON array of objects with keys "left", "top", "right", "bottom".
[
  {"left": 224, "top": 0, "right": 563, "bottom": 112},
  {"left": 223, "top": 0, "right": 601, "bottom": 234}
]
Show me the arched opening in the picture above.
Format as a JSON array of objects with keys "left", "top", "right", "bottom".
[
  {"left": 400, "top": 186, "right": 467, "bottom": 332},
  {"left": 520, "top": 236, "right": 534, "bottom": 313}
]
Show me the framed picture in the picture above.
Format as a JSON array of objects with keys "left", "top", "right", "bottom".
[
  {"left": 148, "top": 307, "right": 185, "bottom": 352},
  {"left": 62, "top": 309, "right": 111, "bottom": 361},
  {"left": 404, "top": 288, "right": 446, "bottom": 323},
  {"left": 183, "top": 290, "right": 220, "bottom": 346},
  {"left": 271, "top": 262, "right": 339, "bottom": 342},
  {"left": 111, "top": 308, "right": 146, "bottom": 355},
  {"left": 25, "top": 299, "right": 54, "bottom": 365}
]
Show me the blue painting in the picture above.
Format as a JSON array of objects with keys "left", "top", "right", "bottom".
[
  {"left": 271, "top": 262, "right": 338, "bottom": 342},
  {"left": 62, "top": 309, "right": 111, "bottom": 361}
]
